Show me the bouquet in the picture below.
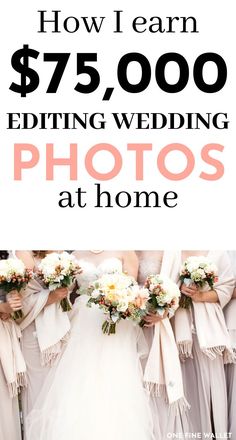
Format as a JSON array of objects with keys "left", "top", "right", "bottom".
[
  {"left": 38, "top": 252, "right": 82, "bottom": 311},
  {"left": 179, "top": 256, "right": 218, "bottom": 308},
  {"left": 140, "top": 274, "right": 180, "bottom": 326},
  {"left": 87, "top": 271, "right": 149, "bottom": 335},
  {"left": 0, "top": 258, "right": 33, "bottom": 319}
]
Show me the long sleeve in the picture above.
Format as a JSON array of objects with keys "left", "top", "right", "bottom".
[{"left": 210, "top": 251, "right": 234, "bottom": 308}]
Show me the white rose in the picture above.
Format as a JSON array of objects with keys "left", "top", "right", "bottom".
[
  {"left": 117, "top": 301, "right": 128, "bottom": 312},
  {"left": 91, "top": 289, "right": 101, "bottom": 299}
]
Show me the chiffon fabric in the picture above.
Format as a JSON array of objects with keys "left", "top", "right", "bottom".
[
  {"left": 20, "top": 276, "right": 70, "bottom": 423},
  {"left": 25, "top": 258, "right": 155, "bottom": 440},
  {"left": 173, "top": 251, "right": 234, "bottom": 437},
  {"left": 0, "top": 255, "right": 25, "bottom": 440},
  {"left": 0, "top": 317, "right": 22, "bottom": 440},
  {"left": 225, "top": 362, "right": 236, "bottom": 439},
  {"left": 138, "top": 252, "right": 191, "bottom": 440},
  {"left": 224, "top": 251, "right": 236, "bottom": 439},
  {"left": 0, "top": 361, "right": 21, "bottom": 440},
  {"left": 0, "top": 315, "right": 27, "bottom": 396}
]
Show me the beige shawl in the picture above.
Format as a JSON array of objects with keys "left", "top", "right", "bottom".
[
  {"left": 144, "top": 251, "right": 189, "bottom": 412},
  {"left": 224, "top": 298, "right": 236, "bottom": 352},
  {"left": 173, "top": 251, "right": 235, "bottom": 363},
  {"left": 19, "top": 278, "right": 70, "bottom": 366},
  {"left": 0, "top": 318, "right": 27, "bottom": 397},
  {"left": 224, "top": 251, "right": 236, "bottom": 352}
]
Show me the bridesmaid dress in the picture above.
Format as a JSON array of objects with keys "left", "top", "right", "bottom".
[
  {"left": 20, "top": 260, "right": 51, "bottom": 423},
  {"left": 0, "top": 359, "right": 22, "bottom": 440},
  {"left": 0, "top": 292, "right": 22, "bottom": 440},
  {"left": 137, "top": 251, "right": 190, "bottom": 439},
  {"left": 176, "top": 251, "right": 234, "bottom": 437},
  {"left": 224, "top": 251, "right": 236, "bottom": 439},
  {"left": 19, "top": 254, "right": 70, "bottom": 426},
  {"left": 20, "top": 319, "right": 51, "bottom": 423}
]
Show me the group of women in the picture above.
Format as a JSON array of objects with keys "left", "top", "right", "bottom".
[{"left": 0, "top": 250, "right": 235, "bottom": 440}]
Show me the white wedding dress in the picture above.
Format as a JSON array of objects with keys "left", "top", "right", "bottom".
[{"left": 25, "top": 258, "right": 154, "bottom": 440}]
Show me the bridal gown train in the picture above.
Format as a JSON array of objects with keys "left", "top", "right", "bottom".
[{"left": 25, "top": 258, "right": 154, "bottom": 440}]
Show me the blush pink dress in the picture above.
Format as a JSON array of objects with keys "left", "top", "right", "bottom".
[
  {"left": 224, "top": 251, "right": 236, "bottom": 439},
  {"left": 0, "top": 311, "right": 22, "bottom": 440},
  {"left": 177, "top": 251, "right": 234, "bottom": 437}
]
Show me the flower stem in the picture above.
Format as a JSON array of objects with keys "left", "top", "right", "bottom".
[
  {"left": 12, "top": 310, "right": 23, "bottom": 320},
  {"left": 179, "top": 294, "right": 192, "bottom": 309},
  {"left": 60, "top": 298, "right": 72, "bottom": 312},
  {"left": 102, "top": 320, "right": 116, "bottom": 335}
]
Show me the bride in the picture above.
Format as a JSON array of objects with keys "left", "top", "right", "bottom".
[{"left": 25, "top": 250, "right": 155, "bottom": 440}]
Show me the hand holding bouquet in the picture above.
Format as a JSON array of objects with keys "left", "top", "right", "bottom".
[
  {"left": 0, "top": 258, "right": 33, "bottom": 319},
  {"left": 179, "top": 256, "right": 218, "bottom": 308},
  {"left": 87, "top": 272, "right": 149, "bottom": 335},
  {"left": 38, "top": 252, "right": 82, "bottom": 312},
  {"left": 140, "top": 274, "right": 180, "bottom": 326}
]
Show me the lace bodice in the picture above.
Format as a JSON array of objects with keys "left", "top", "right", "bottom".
[
  {"left": 138, "top": 255, "right": 162, "bottom": 285},
  {"left": 76, "top": 258, "right": 123, "bottom": 289}
]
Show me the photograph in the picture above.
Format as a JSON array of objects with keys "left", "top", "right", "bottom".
[
  {"left": 0, "top": 250, "right": 235, "bottom": 439},
  {"left": 1, "top": 0, "right": 235, "bottom": 439}
]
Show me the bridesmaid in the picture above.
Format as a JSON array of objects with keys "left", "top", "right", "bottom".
[
  {"left": 0, "top": 250, "right": 25, "bottom": 440},
  {"left": 224, "top": 251, "right": 236, "bottom": 439},
  {"left": 174, "top": 250, "right": 234, "bottom": 437},
  {"left": 16, "top": 250, "right": 71, "bottom": 423},
  {"left": 137, "top": 251, "right": 190, "bottom": 440}
]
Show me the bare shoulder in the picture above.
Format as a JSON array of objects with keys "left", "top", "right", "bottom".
[
  {"left": 121, "top": 250, "right": 138, "bottom": 261},
  {"left": 15, "top": 250, "right": 34, "bottom": 269}
]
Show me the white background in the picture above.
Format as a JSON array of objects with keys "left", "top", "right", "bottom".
[{"left": 0, "top": 0, "right": 235, "bottom": 250}]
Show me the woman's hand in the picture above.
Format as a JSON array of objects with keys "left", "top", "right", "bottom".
[
  {"left": 181, "top": 283, "right": 197, "bottom": 297},
  {"left": 7, "top": 291, "right": 22, "bottom": 312},
  {"left": 181, "top": 283, "right": 218, "bottom": 303},
  {"left": 46, "top": 287, "right": 69, "bottom": 306},
  {"left": 0, "top": 312, "right": 11, "bottom": 321},
  {"left": 144, "top": 310, "right": 168, "bottom": 327},
  {"left": 180, "top": 283, "right": 202, "bottom": 302}
]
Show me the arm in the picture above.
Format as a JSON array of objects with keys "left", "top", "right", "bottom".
[
  {"left": 144, "top": 310, "right": 168, "bottom": 327},
  {"left": 45, "top": 287, "right": 69, "bottom": 306},
  {"left": 0, "top": 291, "right": 22, "bottom": 313},
  {"left": 122, "top": 251, "right": 139, "bottom": 279},
  {"left": 196, "top": 290, "right": 219, "bottom": 303},
  {"left": 213, "top": 252, "right": 235, "bottom": 307},
  {"left": 16, "top": 251, "right": 69, "bottom": 307},
  {"left": 15, "top": 250, "right": 35, "bottom": 270},
  {"left": 181, "top": 251, "right": 235, "bottom": 306},
  {"left": 0, "top": 313, "right": 11, "bottom": 321},
  {"left": 0, "top": 303, "right": 11, "bottom": 314},
  {"left": 181, "top": 283, "right": 219, "bottom": 303}
]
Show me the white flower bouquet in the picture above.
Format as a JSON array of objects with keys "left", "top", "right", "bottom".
[
  {"left": 140, "top": 274, "right": 180, "bottom": 326},
  {"left": 0, "top": 258, "right": 33, "bottom": 319},
  {"left": 179, "top": 256, "right": 218, "bottom": 308},
  {"left": 38, "top": 252, "right": 82, "bottom": 312},
  {"left": 87, "top": 272, "right": 149, "bottom": 335}
]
